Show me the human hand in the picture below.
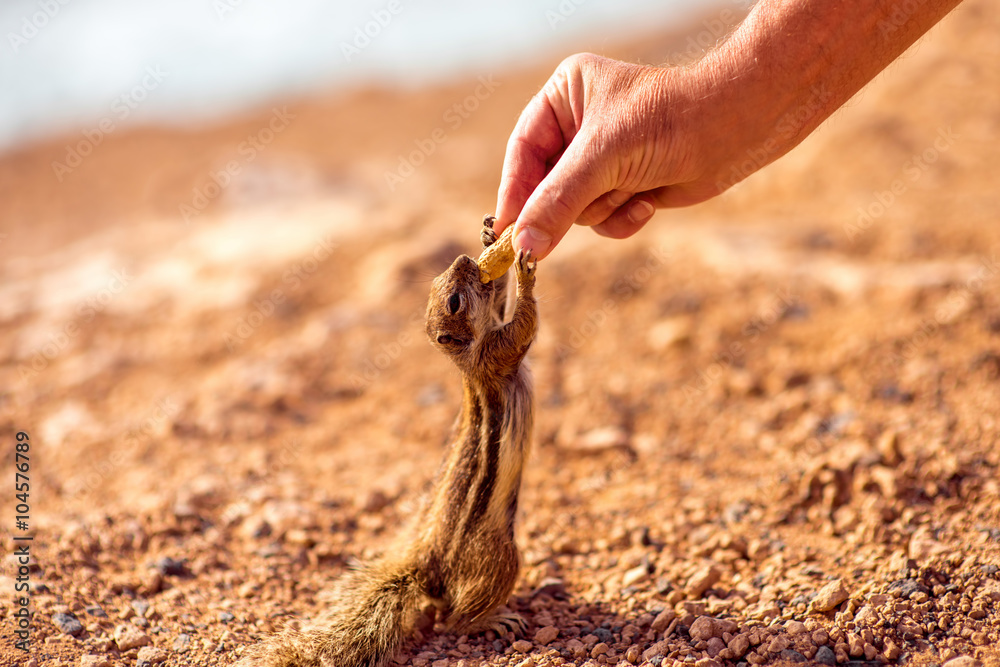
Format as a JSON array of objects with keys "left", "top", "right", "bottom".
[{"left": 494, "top": 53, "right": 721, "bottom": 260}]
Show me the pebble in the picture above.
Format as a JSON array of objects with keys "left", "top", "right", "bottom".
[
  {"left": 811, "top": 579, "right": 849, "bottom": 612},
  {"left": 642, "top": 640, "right": 670, "bottom": 661},
  {"left": 511, "top": 639, "right": 532, "bottom": 654},
  {"left": 153, "top": 556, "right": 188, "bottom": 576},
  {"left": 943, "top": 659, "right": 983, "bottom": 667},
  {"left": 591, "top": 642, "right": 609, "bottom": 658},
  {"left": 534, "top": 626, "right": 559, "bottom": 645},
  {"left": 625, "top": 645, "right": 642, "bottom": 664},
  {"left": 651, "top": 608, "right": 676, "bottom": 633},
  {"left": 173, "top": 633, "right": 192, "bottom": 652},
  {"left": 136, "top": 646, "right": 167, "bottom": 666},
  {"left": 781, "top": 649, "right": 807, "bottom": 663},
  {"left": 515, "top": 659, "right": 535, "bottom": 667},
  {"left": 727, "top": 634, "right": 750, "bottom": 658},
  {"left": 219, "top": 610, "right": 236, "bottom": 623},
  {"left": 84, "top": 605, "right": 107, "bottom": 618},
  {"left": 689, "top": 616, "right": 738, "bottom": 641},
  {"left": 622, "top": 564, "right": 649, "bottom": 587},
  {"left": 114, "top": 624, "right": 151, "bottom": 651},
  {"left": 814, "top": 645, "right": 836, "bottom": 665},
  {"left": 785, "top": 620, "right": 806, "bottom": 635},
  {"left": 80, "top": 657, "right": 110, "bottom": 667},
  {"left": 687, "top": 565, "right": 722, "bottom": 598},
  {"left": 52, "top": 612, "right": 84, "bottom": 636}
]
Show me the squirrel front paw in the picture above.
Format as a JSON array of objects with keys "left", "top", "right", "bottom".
[
  {"left": 481, "top": 214, "right": 498, "bottom": 248},
  {"left": 516, "top": 248, "right": 536, "bottom": 285}
]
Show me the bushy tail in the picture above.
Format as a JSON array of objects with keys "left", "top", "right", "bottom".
[{"left": 238, "top": 560, "right": 424, "bottom": 667}]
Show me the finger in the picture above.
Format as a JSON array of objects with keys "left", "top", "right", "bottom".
[
  {"left": 512, "top": 132, "right": 613, "bottom": 260},
  {"left": 495, "top": 86, "right": 579, "bottom": 236},
  {"left": 575, "top": 189, "right": 634, "bottom": 227},
  {"left": 590, "top": 195, "right": 658, "bottom": 239}
]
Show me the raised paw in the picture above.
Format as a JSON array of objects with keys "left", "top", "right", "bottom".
[
  {"left": 464, "top": 609, "right": 527, "bottom": 638},
  {"left": 516, "top": 248, "right": 536, "bottom": 283},
  {"left": 481, "top": 226, "right": 497, "bottom": 248}
]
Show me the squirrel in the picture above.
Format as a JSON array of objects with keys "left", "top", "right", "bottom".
[{"left": 241, "top": 217, "right": 538, "bottom": 667}]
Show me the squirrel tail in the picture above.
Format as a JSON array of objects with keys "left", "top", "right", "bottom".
[{"left": 239, "top": 559, "right": 425, "bottom": 667}]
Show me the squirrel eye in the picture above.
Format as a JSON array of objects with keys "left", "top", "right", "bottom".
[
  {"left": 448, "top": 293, "right": 462, "bottom": 315},
  {"left": 437, "top": 335, "right": 453, "bottom": 345}
]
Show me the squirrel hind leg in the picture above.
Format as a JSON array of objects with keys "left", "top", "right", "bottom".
[{"left": 455, "top": 607, "right": 527, "bottom": 638}]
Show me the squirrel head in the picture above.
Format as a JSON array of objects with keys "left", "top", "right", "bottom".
[{"left": 426, "top": 254, "right": 496, "bottom": 362}]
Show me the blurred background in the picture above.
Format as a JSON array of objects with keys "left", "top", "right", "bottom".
[{"left": 2, "top": 1, "right": 999, "bottom": 665}]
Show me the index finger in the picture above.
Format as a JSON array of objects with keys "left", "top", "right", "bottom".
[{"left": 494, "top": 91, "right": 572, "bottom": 236}]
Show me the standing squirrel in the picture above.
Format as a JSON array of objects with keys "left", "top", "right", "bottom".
[{"left": 241, "top": 218, "right": 538, "bottom": 667}]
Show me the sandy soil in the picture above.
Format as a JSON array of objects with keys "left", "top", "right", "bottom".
[{"left": 2, "top": 2, "right": 1000, "bottom": 666}]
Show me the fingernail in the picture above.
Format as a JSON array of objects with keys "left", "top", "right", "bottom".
[
  {"left": 608, "top": 190, "right": 631, "bottom": 207},
  {"left": 514, "top": 226, "right": 552, "bottom": 258},
  {"left": 628, "top": 200, "right": 655, "bottom": 223}
]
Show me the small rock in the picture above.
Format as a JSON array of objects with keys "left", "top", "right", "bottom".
[
  {"left": 533, "top": 626, "right": 558, "bottom": 645},
  {"left": 625, "top": 645, "right": 642, "bottom": 664},
  {"left": 114, "top": 624, "right": 151, "bottom": 651},
  {"left": 728, "top": 634, "right": 750, "bottom": 658},
  {"left": 647, "top": 316, "right": 692, "bottom": 351},
  {"left": 650, "top": 608, "right": 676, "bottom": 633},
  {"left": 173, "top": 633, "right": 192, "bottom": 652},
  {"left": 687, "top": 566, "right": 722, "bottom": 598},
  {"left": 689, "top": 615, "right": 737, "bottom": 641},
  {"left": 80, "top": 656, "right": 110, "bottom": 667},
  {"left": 780, "top": 649, "right": 807, "bottom": 663},
  {"left": 84, "top": 605, "right": 107, "bottom": 618},
  {"left": 136, "top": 646, "right": 167, "bottom": 665},
  {"left": 814, "top": 646, "right": 836, "bottom": 665},
  {"left": 515, "top": 659, "right": 535, "bottom": 667},
  {"left": 219, "top": 610, "right": 236, "bottom": 623},
  {"left": 622, "top": 564, "right": 649, "bottom": 588},
  {"left": 591, "top": 642, "right": 609, "bottom": 658},
  {"left": 593, "top": 627, "right": 613, "bottom": 644},
  {"left": 52, "top": 612, "right": 84, "bottom": 636},
  {"left": 153, "top": 556, "right": 188, "bottom": 576},
  {"left": 575, "top": 426, "right": 630, "bottom": 452},
  {"left": 785, "top": 620, "right": 806, "bottom": 635},
  {"left": 811, "top": 579, "right": 849, "bottom": 612},
  {"left": 942, "top": 659, "right": 982, "bottom": 667},
  {"left": 511, "top": 639, "right": 532, "bottom": 654},
  {"left": 706, "top": 637, "right": 725, "bottom": 658},
  {"left": 533, "top": 577, "right": 566, "bottom": 598},
  {"left": 642, "top": 640, "right": 670, "bottom": 661},
  {"left": 695, "top": 659, "right": 722, "bottom": 667},
  {"left": 132, "top": 599, "right": 150, "bottom": 618}
]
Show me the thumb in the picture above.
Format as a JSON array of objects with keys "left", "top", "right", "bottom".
[{"left": 512, "top": 136, "right": 610, "bottom": 260}]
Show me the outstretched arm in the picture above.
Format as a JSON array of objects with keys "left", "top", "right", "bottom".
[{"left": 495, "top": 0, "right": 964, "bottom": 259}]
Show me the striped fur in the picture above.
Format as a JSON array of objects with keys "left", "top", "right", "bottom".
[{"left": 240, "top": 236, "right": 537, "bottom": 667}]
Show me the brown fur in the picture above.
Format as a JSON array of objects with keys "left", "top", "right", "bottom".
[{"left": 239, "top": 222, "right": 537, "bottom": 667}]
